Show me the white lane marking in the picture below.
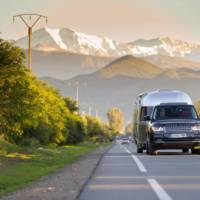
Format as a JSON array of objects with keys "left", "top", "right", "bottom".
[
  {"left": 118, "top": 144, "right": 172, "bottom": 199},
  {"left": 119, "top": 144, "right": 131, "bottom": 154},
  {"left": 147, "top": 179, "right": 172, "bottom": 200},
  {"left": 104, "top": 156, "right": 130, "bottom": 158},
  {"left": 122, "top": 145, "right": 147, "bottom": 173},
  {"left": 131, "top": 154, "right": 147, "bottom": 173},
  {"left": 125, "top": 148, "right": 131, "bottom": 154}
]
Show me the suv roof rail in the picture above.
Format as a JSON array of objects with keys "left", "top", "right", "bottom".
[
  {"left": 157, "top": 89, "right": 175, "bottom": 92},
  {"left": 158, "top": 102, "right": 189, "bottom": 106}
]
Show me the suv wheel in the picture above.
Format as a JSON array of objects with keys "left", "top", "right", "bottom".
[{"left": 191, "top": 148, "right": 200, "bottom": 154}]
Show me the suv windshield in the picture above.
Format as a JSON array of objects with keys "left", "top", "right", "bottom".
[{"left": 153, "top": 105, "right": 198, "bottom": 120}]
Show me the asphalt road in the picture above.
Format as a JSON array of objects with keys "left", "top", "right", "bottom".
[{"left": 78, "top": 142, "right": 200, "bottom": 200}]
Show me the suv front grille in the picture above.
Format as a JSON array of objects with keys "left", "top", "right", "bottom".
[{"left": 165, "top": 124, "right": 192, "bottom": 133}]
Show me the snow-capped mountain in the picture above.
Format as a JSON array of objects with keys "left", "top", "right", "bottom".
[
  {"left": 129, "top": 37, "right": 199, "bottom": 58},
  {"left": 17, "top": 27, "right": 123, "bottom": 57},
  {"left": 16, "top": 27, "right": 200, "bottom": 61}
]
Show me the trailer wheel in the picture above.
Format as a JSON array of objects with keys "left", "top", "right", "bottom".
[
  {"left": 182, "top": 148, "right": 189, "bottom": 153},
  {"left": 137, "top": 145, "right": 143, "bottom": 153},
  {"left": 146, "top": 140, "right": 156, "bottom": 155}
]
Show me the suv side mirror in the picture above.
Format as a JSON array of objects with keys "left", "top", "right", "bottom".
[{"left": 144, "top": 115, "right": 151, "bottom": 121}]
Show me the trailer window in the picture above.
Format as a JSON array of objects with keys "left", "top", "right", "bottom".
[{"left": 140, "top": 107, "right": 153, "bottom": 121}]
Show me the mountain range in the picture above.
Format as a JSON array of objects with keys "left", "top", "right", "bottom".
[
  {"left": 16, "top": 27, "right": 200, "bottom": 80},
  {"left": 17, "top": 27, "right": 200, "bottom": 60}
]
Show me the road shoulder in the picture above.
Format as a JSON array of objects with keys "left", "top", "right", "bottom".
[{"left": 0, "top": 145, "right": 111, "bottom": 200}]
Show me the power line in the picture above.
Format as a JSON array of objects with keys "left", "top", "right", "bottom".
[{"left": 13, "top": 13, "right": 48, "bottom": 69}]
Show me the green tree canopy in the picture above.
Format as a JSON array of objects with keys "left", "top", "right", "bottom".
[
  {"left": 107, "top": 107, "right": 125, "bottom": 134},
  {"left": 0, "top": 39, "right": 26, "bottom": 68},
  {"left": 0, "top": 65, "right": 69, "bottom": 144},
  {"left": 125, "top": 123, "right": 133, "bottom": 136},
  {"left": 0, "top": 39, "right": 69, "bottom": 144},
  {"left": 63, "top": 97, "right": 79, "bottom": 113}
]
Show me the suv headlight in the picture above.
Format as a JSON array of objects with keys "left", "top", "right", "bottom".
[
  {"left": 192, "top": 125, "right": 200, "bottom": 131},
  {"left": 152, "top": 126, "right": 165, "bottom": 132}
]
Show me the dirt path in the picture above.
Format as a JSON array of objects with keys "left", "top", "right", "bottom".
[{"left": 0, "top": 145, "right": 110, "bottom": 200}]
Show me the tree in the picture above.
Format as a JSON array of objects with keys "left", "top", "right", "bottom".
[
  {"left": 0, "top": 39, "right": 69, "bottom": 145},
  {"left": 65, "top": 114, "right": 86, "bottom": 144},
  {"left": 63, "top": 97, "right": 79, "bottom": 113},
  {"left": 84, "top": 115, "right": 107, "bottom": 142},
  {"left": 125, "top": 123, "right": 133, "bottom": 136},
  {"left": 82, "top": 114, "right": 116, "bottom": 142},
  {"left": 0, "top": 39, "right": 26, "bottom": 68},
  {"left": 107, "top": 107, "right": 125, "bottom": 134},
  {"left": 0, "top": 65, "right": 70, "bottom": 144}
]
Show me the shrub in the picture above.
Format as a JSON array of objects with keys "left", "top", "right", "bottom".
[
  {"left": 0, "top": 40, "right": 70, "bottom": 145},
  {"left": 65, "top": 114, "right": 86, "bottom": 144},
  {"left": 84, "top": 115, "right": 111, "bottom": 142},
  {"left": 63, "top": 97, "right": 79, "bottom": 113},
  {"left": 19, "top": 137, "right": 40, "bottom": 147}
]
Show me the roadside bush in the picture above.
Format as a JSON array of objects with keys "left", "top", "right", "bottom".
[
  {"left": 84, "top": 115, "right": 112, "bottom": 142},
  {"left": 0, "top": 65, "right": 69, "bottom": 145},
  {"left": 0, "top": 39, "right": 71, "bottom": 145},
  {"left": 31, "top": 122, "right": 55, "bottom": 145},
  {"left": 63, "top": 97, "right": 79, "bottom": 113},
  {"left": 65, "top": 114, "right": 86, "bottom": 144},
  {"left": 19, "top": 137, "right": 40, "bottom": 147},
  {"left": 0, "top": 39, "right": 26, "bottom": 68}
]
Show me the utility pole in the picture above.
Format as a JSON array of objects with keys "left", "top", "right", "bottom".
[
  {"left": 13, "top": 13, "right": 48, "bottom": 69},
  {"left": 95, "top": 108, "right": 99, "bottom": 118},
  {"left": 88, "top": 106, "right": 92, "bottom": 115},
  {"left": 68, "top": 81, "right": 80, "bottom": 106},
  {"left": 75, "top": 82, "right": 79, "bottom": 106},
  {"left": 76, "top": 85, "right": 79, "bottom": 105}
]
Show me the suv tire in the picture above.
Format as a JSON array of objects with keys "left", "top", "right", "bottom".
[{"left": 191, "top": 148, "right": 200, "bottom": 154}]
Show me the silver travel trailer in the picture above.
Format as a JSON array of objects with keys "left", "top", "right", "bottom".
[{"left": 133, "top": 89, "right": 197, "bottom": 153}]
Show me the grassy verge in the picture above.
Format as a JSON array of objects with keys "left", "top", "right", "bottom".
[{"left": 0, "top": 139, "right": 109, "bottom": 197}]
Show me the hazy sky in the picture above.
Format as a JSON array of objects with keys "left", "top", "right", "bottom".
[{"left": 1, "top": 0, "right": 200, "bottom": 43}]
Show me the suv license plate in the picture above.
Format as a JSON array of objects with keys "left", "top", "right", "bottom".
[{"left": 170, "top": 133, "right": 187, "bottom": 138}]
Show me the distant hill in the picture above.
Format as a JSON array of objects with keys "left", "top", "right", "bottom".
[
  {"left": 29, "top": 50, "right": 200, "bottom": 80},
  {"left": 29, "top": 50, "right": 114, "bottom": 79},
  {"left": 41, "top": 55, "right": 200, "bottom": 122},
  {"left": 93, "top": 55, "right": 200, "bottom": 79},
  {"left": 95, "top": 55, "right": 163, "bottom": 78},
  {"left": 144, "top": 55, "right": 200, "bottom": 70},
  {"left": 24, "top": 50, "right": 200, "bottom": 80}
]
